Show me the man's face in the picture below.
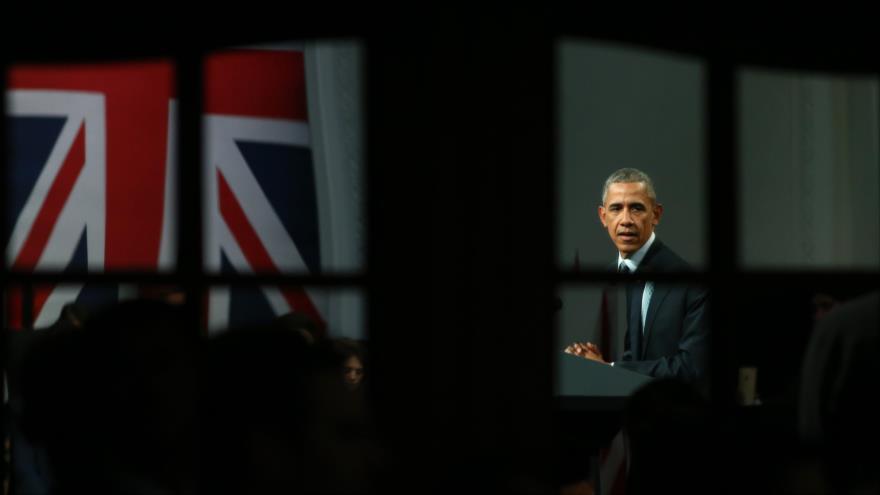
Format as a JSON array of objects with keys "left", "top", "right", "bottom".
[{"left": 598, "top": 181, "right": 663, "bottom": 258}]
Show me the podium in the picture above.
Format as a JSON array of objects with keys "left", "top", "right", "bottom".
[
  {"left": 555, "top": 354, "right": 655, "bottom": 481},
  {"left": 556, "top": 353, "right": 654, "bottom": 411}
]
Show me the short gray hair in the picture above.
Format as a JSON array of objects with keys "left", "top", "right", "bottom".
[{"left": 601, "top": 168, "right": 657, "bottom": 205}]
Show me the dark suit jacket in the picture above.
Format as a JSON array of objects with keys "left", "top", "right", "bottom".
[{"left": 614, "top": 240, "right": 709, "bottom": 383}]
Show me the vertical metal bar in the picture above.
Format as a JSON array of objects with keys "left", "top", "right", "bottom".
[
  {"left": 1, "top": 61, "right": 9, "bottom": 362},
  {"left": 176, "top": 48, "right": 204, "bottom": 336},
  {"left": 0, "top": 61, "right": 7, "bottom": 491},
  {"left": 707, "top": 51, "right": 739, "bottom": 410}
]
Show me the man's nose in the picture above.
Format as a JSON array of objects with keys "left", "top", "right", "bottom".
[{"left": 620, "top": 209, "right": 634, "bottom": 225}]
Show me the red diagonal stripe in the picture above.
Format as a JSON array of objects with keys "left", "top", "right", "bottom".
[
  {"left": 217, "top": 169, "right": 276, "bottom": 273},
  {"left": 217, "top": 170, "right": 325, "bottom": 328},
  {"left": 14, "top": 123, "right": 87, "bottom": 271},
  {"left": 32, "top": 285, "right": 54, "bottom": 326}
]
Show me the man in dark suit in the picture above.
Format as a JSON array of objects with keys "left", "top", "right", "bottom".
[{"left": 565, "top": 168, "right": 709, "bottom": 383}]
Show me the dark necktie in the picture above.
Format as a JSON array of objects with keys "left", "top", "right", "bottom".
[{"left": 620, "top": 263, "right": 644, "bottom": 358}]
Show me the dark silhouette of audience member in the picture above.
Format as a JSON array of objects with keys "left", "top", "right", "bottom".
[
  {"left": 17, "top": 299, "right": 200, "bottom": 495},
  {"left": 2, "top": 436, "right": 8, "bottom": 495},
  {"left": 271, "top": 311, "right": 325, "bottom": 345},
  {"left": 271, "top": 312, "right": 369, "bottom": 394},
  {"left": 200, "top": 325, "right": 376, "bottom": 495},
  {"left": 799, "top": 291, "right": 879, "bottom": 494},
  {"left": 138, "top": 285, "right": 187, "bottom": 306},
  {"left": 811, "top": 292, "right": 840, "bottom": 322},
  {"left": 54, "top": 303, "right": 88, "bottom": 330},
  {"left": 621, "top": 378, "right": 714, "bottom": 495},
  {"left": 5, "top": 303, "right": 88, "bottom": 495}
]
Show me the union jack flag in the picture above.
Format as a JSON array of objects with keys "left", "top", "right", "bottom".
[
  {"left": 203, "top": 48, "right": 326, "bottom": 332},
  {"left": 6, "top": 61, "right": 176, "bottom": 328},
  {"left": 6, "top": 48, "right": 328, "bottom": 331}
]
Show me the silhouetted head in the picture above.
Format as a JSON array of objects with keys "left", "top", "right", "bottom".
[{"left": 272, "top": 311, "right": 324, "bottom": 344}]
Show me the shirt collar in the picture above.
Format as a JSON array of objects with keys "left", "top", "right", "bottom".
[{"left": 617, "top": 232, "right": 656, "bottom": 272}]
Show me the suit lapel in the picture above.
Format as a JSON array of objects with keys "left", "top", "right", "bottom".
[
  {"left": 641, "top": 283, "right": 670, "bottom": 359},
  {"left": 635, "top": 240, "right": 665, "bottom": 360}
]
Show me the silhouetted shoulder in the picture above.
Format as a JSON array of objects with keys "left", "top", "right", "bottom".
[{"left": 817, "top": 291, "right": 879, "bottom": 334}]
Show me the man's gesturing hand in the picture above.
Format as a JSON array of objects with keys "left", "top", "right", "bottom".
[{"left": 563, "top": 341, "right": 608, "bottom": 364}]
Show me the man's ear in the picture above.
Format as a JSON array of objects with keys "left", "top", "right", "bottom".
[
  {"left": 653, "top": 203, "right": 664, "bottom": 225},
  {"left": 598, "top": 205, "right": 606, "bottom": 227}
]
